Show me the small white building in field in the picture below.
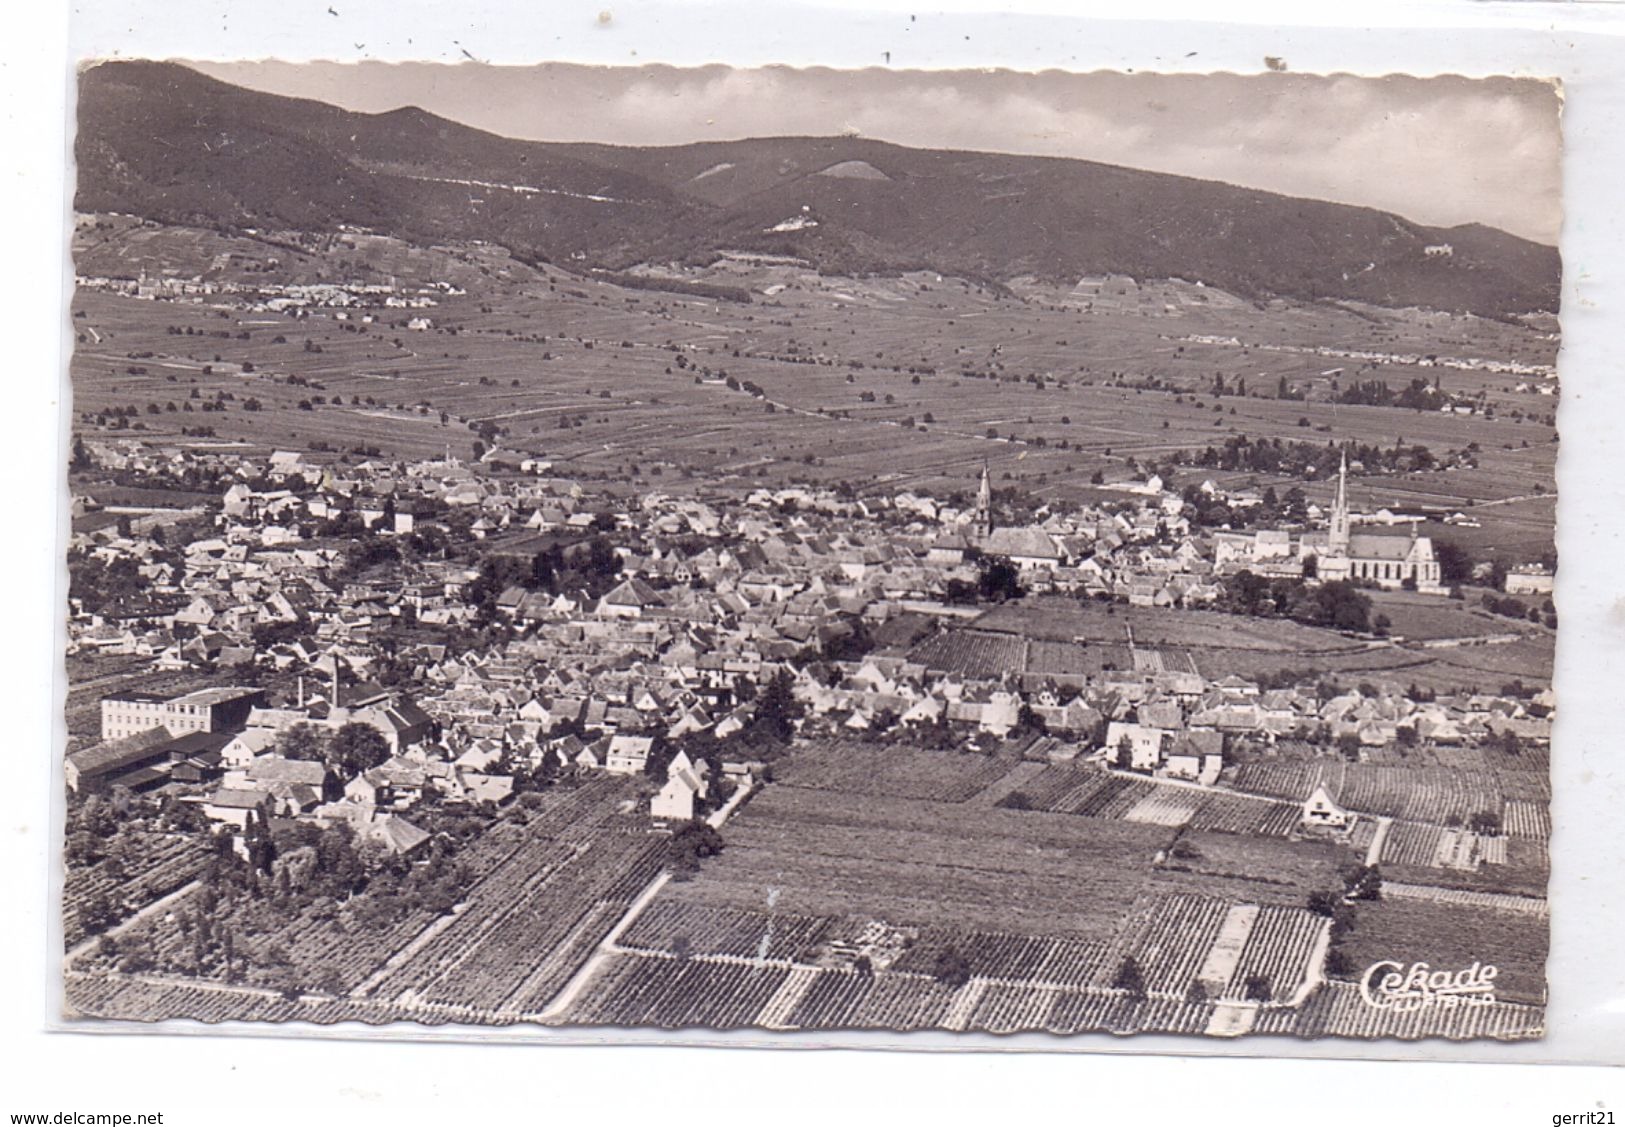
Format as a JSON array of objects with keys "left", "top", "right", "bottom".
[
  {"left": 651, "top": 773, "right": 700, "bottom": 821},
  {"left": 650, "top": 751, "right": 710, "bottom": 821},
  {"left": 1301, "top": 783, "right": 1350, "bottom": 829},
  {"left": 1504, "top": 565, "right": 1555, "bottom": 596}
]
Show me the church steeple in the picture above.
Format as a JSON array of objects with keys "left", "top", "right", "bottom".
[
  {"left": 974, "top": 461, "right": 993, "bottom": 539},
  {"left": 1330, "top": 451, "right": 1351, "bottom": 554}
]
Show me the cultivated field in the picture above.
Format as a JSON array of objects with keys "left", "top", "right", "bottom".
[
  {"left": 71, "top": 219, "right": 1558, "bottom": 566},
  {"left": 772, "top": 741, "right": 1028, "bottom": 804},
  {"left": 1326, "top": 897, "right": 1548, "bottom": 1006}
]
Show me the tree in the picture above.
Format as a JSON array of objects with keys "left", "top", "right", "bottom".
[
  {"left": 1335, "top": 732, "right": 1363, "bottom": 761},
  {"left": 1014, "top": 703, "right": 1047, "bottom": 737},
  {"left": 77, "top": 891, "right": 120, "bottom": 936},
  {"left": 328, "top": 723, "right": 391, "bottom": 779},
  {"left": 1112, "top": 955, "right": 1147, "bottom": 999},
  {"left": 933, "top": 946, "right": 972, "bottom": 988},
  {"left": 1307, "top": 889, "right": 1342, "bottom": 917},
  {"left": 749, "top": 668, "right": 802, "bottom": 746},
  {"left": 529, "top": 550, "right": 556, "bottom": 592},
  {"left": 977, "top": 555, "right": 1024, "bottom": 603},
  {"left": 1343, "top": 863, "right": 1383, "bottom": 902},
  {"left": 1435, "top": 540, "right": 1474, "bottom": 585},
  {"left": 667, "top": 820, "right": 724, "bottom": 877},
  {"left": 279, "top": 722, "right": 328, "bottom": 763}
]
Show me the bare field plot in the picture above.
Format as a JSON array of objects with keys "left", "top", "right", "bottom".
[
  {"left": 674, "top": 785, "right": 1179, "bottom": 942},
  {"left": 972, "top": 597, "right": 1368, "bottom": 655},
  {"left": 773, "top": 742, "right": 1026, "bottom": 804},
  {"left": 1329, "top": 897, "right": 1548, "bottom": 1006}
]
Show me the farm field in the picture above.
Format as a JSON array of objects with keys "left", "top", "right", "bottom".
[
  {"left": 1005, "top": 764, "right": 1307, "bottom": 841},
  {"left": 772, "top": 741, "right": 1028, "bottom": 804},
  {"left": 654, "top": 780, "right": 1352, "bottom": 940},
  {"left": 662, "top": 784, "right": 1179, "bottom": 941},
  {"left": 71, "top": 218, "right": 1557, "bottom": 561},
  {"left": 1229, "top": 760, "right": 1548, "bottom": 825},
  {"left": 1327, "top": 896, "right": 1548, "bottom": 1007},
  {"left": 961, "top": 594, "right": 1550, "bottom": 693},
  {"left": 971, "top": 597, "right": 1369, "bottom": 653},
  {"left": 68, "top": 775, "right": 654, "bottom": 1012},
  {"left": 1365, "top": 589, "right": 1543, "bottom": 642}
]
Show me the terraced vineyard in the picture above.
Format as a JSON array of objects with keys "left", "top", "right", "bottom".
[
  {"left": 563, "top": 955, "right": 794, "bottom": 1028},
  {"left": 619, "top": 901, "right": 833, "bottom": 963},
  {"left": 1218, "top": 906, "right": 1326, "bottom": 1003},
  {"left": 1231, "top": 760, "right": 1526, "bottom": 824},
  {"left": 774, "top": 741, "right": 1023, "bottom": 804},
  {"left": 1005, "top": 765, "right": 1302, "bottom": 837},
  {"left": 783, "top": 969, "right": 962, "bottom": 1030},
  {"left": 63, "top": 833, "right": 210, "bottom": 946},
  {"left": 1254, "top": 980, "right": 1544, "bottom": 1040},
  {"left": 906, "top": 630, "right": 1028, "bottom": 679},
  {"left": 363, "top": 830, "right": 665, "bottom": 1014}
]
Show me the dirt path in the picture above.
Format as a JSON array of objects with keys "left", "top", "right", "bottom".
[
  {"left": 64, "top": 879, "right": 199, "bottom": 969},
  {"left": 537, "top": 870, "right": 671, "bottom": 1021}
]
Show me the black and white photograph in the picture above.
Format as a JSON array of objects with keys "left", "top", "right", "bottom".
[{"left": 58, "top": 57, "right": 1564, "bottom": 1045}]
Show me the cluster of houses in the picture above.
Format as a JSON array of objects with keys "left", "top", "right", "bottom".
[
  {"left": 74, "top": 270, "right": 447, "bottom": 313},
  {"left": 65, "top": 441, "right": 1554, "bottom": 842},
  {"left": 789, "top": 650, "right": 1551, "bottom": 777}
]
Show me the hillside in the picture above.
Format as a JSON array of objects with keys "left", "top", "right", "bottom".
[{"left": 75, "top": 61, "right": 1561, "bottom": 316}]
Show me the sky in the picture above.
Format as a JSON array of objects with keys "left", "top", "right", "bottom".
[{"left": 190, "top": 62, "right": 1563, "bottom": 245}]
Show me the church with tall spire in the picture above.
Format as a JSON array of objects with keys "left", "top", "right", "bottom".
[
  {"left": 1304, "top": 452, "right": 1444, "bottom": 592},
  {"left": 962, "top": 459, "right": 1067, "bottom": 570},
  {"left": 972, "top": 460, "right": 993, "bottom": 539}
]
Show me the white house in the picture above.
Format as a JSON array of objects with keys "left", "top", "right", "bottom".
[
  {"left": 605, "top": 734, "right": 654, "bottom": 775},
  {"left": 1105, "top": 721, "right": 1166, "bottom": 772},
  {"left": 1301, "top": 782, "right": 1350, "bottom": 829}
]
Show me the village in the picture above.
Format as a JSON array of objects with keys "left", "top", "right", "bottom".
[
  {"left": 62, "top": 429, "right": 1552, "bottom": 897},
  {"left": 67, "top": 432, "right": 1554, "bottom": 801}
]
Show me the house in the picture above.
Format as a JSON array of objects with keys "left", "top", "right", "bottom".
[
  {"left": 345, "top": 757, "right": 429, "bottom": 809},
  {"left": 201, "top": 787, "right": 272, "bottom": 831},
  {"left": 1105, "top": 721, "right": 1166, "bottom": 772},
  {"left": 605, "top": 734, "right": 654, "bottom": 774},
  {"left": 1505, "top": 565, "right": 1555, "bottom": 595},
  {"left": 220, "top": 729, "right": 279, "bottom": 769},
  {"left": 651, "top": 772, "right": 700, "bottom": 820},
  {"left": 1301, "top": 783, "right": 1350, "bottom": 829},
  {"left": 241, "top": 755, "right": 328, "bottom": 793},
  {"left": 595, "top": 578, "right": 668, "bottom": 619},
  {"left": 463, "top": 774, "right": 516, "bottom": 807},
  {"left": 359, "top": 813, "right": 432, "bottom": 857},
  {"left": 650, "top": 751, "right": 710, "bottom": 820},
  {"left": 1162, "top": 731, "right": 1224, "bottom": 784}
]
